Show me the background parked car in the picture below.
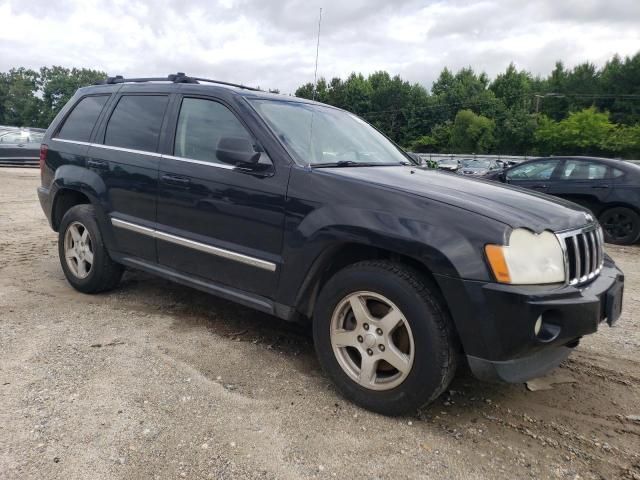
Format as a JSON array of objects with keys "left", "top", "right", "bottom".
[
  {"left": 485, "top": 156, "right": 640, "bottom": 244},
  {"left": 457, "top": 158, "right": 503, "bottom": 176},
  {"left": 436, "top": 157, "right": 459, "bottom": 172},
  {"left": 0, "top": 128, "right": 45, "bottom": 167}
]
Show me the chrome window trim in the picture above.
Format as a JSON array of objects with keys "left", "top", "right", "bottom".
[
  {"left": 52, "top": 138, "right": 93, "bottom": 147},
  {"left": 51, "top": 138, "right": 237, "bottom": 170},
  {"left": 162, "top": 154, "right": 236, "bottom": 169},
  {"left": 110, "top": 217, "right": 276, "bottom": 272}
]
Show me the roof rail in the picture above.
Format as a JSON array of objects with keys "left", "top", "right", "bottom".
[{"left": 93, "top": 72, "right": 261, "bottom": 91}]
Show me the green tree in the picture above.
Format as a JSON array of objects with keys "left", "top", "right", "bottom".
[
  {"left": 535, "top": 107, "right": 616, "bottom": 156},
  {"left": 449, "top": 109, "right": 495, "bottom": 153},
  {"left": 0, "top": 68, "right": 41, "bottom": 127},
  {"left": 38, "top": 66, "right": 105, "bottom": 126}
]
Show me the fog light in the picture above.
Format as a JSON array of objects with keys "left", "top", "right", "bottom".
[{"left": 534, "top": 315, "right": 542, "bottom": 336}]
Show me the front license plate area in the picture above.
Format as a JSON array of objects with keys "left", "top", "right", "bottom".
[{"left": 605, "top": 282, "right": 623, "bottom": 326}]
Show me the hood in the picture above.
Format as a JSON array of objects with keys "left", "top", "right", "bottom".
[{"left": 319, "top": 166, "right": 593, "bottom": 232}]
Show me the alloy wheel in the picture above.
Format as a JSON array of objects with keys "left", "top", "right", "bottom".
[
  {"left": 64, "top": 221, "right": 94, "bottom": 279},
  {"left": 330, "top": 291, "right": 415, "bottom": 391},
  {"left": 601, "top": 211, "right": 634, "bottom": 241}
]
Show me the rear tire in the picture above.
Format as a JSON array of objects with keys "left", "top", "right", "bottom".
[
  {"left": 313, "top": 260, "right": 457, "bottom": 416},
  {"left": 599, "top": 207, "right": 640, "bottom": 245},
  {"left": 58, "top": 204, "right": 123, "bottom": 293}
]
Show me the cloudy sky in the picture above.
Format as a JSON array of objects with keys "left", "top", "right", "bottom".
[{"left": 1, "top": 0, "right": 639, "bottom": 94}]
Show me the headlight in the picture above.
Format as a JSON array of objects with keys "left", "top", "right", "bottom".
[{"left": 485, "top": 228, "right": 565, "bottom": 284}]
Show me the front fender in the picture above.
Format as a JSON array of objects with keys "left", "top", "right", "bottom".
[{"left": 277, "top": 201, "right": 506, "bottom": 309}]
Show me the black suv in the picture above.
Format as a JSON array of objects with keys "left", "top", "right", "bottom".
[{"left": 37, "top": 74, "right": 624, "bottom": 415}]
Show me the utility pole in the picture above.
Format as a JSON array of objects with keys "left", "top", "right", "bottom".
[{"left": 312, "top": 8, "right": 322, "bottom": 100}]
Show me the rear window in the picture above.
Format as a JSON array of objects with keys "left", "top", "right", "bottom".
[
  {"left": 57, "top": 95, "right": 109, "bottom": 142},
  {"left": 104, "top": 95, "right": 168, "bottom": 152}
]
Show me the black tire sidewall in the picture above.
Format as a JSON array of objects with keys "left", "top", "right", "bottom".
[
  {"left": 600, "top": 207, "right": 640, "bottom": 245},
  {"left": 313, "top": 263, "right": 453, "bottom": 415},
  {"left": 58, "top": 205, "right": 111, "bottom": 293}
]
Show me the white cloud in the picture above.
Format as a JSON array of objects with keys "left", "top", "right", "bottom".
[{"left": 0, "top": 0, "right": 638, "bottom": 94}]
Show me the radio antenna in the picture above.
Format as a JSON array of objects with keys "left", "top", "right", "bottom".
[{"left": 312, "top": 8, "right": 323, "bottom": 100}]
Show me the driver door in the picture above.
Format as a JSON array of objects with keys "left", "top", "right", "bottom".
[{"left": 156, "top": 95, "right": 288, "bottom": 298}]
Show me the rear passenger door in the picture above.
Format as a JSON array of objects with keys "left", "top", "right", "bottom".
[
  {"left": 156, "top": 95, "right": 287, "bottom": 299},
  {"left": 88, "top": 93, "right": 170, "bottom": 262},
  {"left": 547, "top": 159, "right": 612, "bottom": 214}
]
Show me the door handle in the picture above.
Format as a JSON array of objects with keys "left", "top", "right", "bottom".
[
  {"left": 161, "top": 174, "right": 191, "bottom": 187},
  {"left": 87, "top": 159, "right": 109, "bottom": 170},
  {"left": 531, "top": 184, "right": 547, "bottom": 189},
  {"left": 591, "top": 185, "right": 609, "bottom": 189}
]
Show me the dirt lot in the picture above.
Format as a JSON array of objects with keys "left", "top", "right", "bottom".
[{"left": 1, "top": 168, "right": 639, "bottom": 480}]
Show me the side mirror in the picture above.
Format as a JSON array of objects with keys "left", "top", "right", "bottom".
[
  {"left": 216, "top": 137, "right": 261, "bottom": 166},
  {"left": 499, "top": 172, "right": 507, "bottom": 182}
]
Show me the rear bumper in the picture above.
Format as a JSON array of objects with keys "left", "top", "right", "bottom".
[
  {"left": 37, "top": 186, "right": 53, "bottom": 227},
  {"left": 436, "top": 259, "right": 624, "bottom": 382}
]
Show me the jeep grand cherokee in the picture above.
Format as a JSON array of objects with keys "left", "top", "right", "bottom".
[{"left": 37, "top": 73, "right": 624, "bottom": 415}]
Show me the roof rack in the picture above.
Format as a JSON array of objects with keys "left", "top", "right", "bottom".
[{"left": 93, "top": 72, "right": 261, "bottom": 91}]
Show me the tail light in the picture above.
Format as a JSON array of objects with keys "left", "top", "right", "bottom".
[{"left": 39, "top": 144, "right": 48, "bottom": 171}]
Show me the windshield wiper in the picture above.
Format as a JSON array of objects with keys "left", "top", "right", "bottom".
[{"left": 312, "top": 161, "right": 405, "bottom": 168}]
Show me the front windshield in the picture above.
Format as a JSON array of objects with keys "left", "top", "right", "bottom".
[
  {"left": 249, "top": 99, "right": 411, "bottom": 166},
  {"left": 461, "top": 158, "right": 491, "bottom": 168}
]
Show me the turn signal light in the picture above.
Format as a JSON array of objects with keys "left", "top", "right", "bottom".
[{"left": 485, "top": 244, "right": 511, "bottom": 283}]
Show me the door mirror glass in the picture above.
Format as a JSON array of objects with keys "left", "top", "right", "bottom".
[{"left": 216, "top": 136, "right": 261, "bottom": 166}]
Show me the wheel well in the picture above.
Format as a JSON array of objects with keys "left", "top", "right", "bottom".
[
  {"left": 598, "top": 203, "right": 640, "bottom": 218},
  {"left": 52, "top": 189, "right": 91, "bottom": 231},
  {"left": 296, "top": 243, "right": 444, "bottom": 321}
]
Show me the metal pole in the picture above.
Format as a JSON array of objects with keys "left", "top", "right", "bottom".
[{"left": 312, "top": 8, "right": 322, "bottom": 100}]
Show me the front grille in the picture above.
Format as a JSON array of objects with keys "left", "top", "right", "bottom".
[{"left": 557, "top": 224, "right": 604, "bottom": 285}]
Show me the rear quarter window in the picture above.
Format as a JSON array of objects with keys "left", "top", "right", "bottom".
[
  {"left": 56, "top": 95, "right": 110, "bottom": 142},
  {"left": 104, "top": 95, "right": 169, "bottom": 152}
]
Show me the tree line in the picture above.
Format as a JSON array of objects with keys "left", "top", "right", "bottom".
[
  {"left": 1, "top": 53, "right": 639, "bottom": 158},
  {"left": 0, "top": 66, "right": 106, "bottom": 129},
  {"left": 295, "top": 52, "right": 640, "bottom": 159}
]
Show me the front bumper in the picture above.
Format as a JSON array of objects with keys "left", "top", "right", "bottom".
[{"left": 436, "top": 259, "right": 624, "bottom": 382}]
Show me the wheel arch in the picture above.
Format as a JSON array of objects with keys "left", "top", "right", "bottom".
[
  {"left": 293, "top": 242, "right": 453, "bottom": 324},
  {"left": 51, "top": 188, "right": 92, "bottom": 231}
]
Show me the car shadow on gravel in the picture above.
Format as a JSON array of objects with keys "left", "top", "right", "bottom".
[
  {"left": 111, "top": 269, "right": 528, "bottom": 407},
  {"left": 115, "top": 269, "right": 316, "bottom": 358}
]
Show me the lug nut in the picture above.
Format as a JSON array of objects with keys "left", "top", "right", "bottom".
[
  {"left": 366, "top": 349, "right": 373, "bottom": 356},
  {"left": 376, "top": 328, "right": 383, "bottom": 335},
  {"left": 379, "top": 344, "right": 385, "bottom": 351},
  {"left": 357, "top": 335, "right": 363, "bottom": 343},
  {"left": 363, "top": 323, "right": 369, "bottom": 331}
]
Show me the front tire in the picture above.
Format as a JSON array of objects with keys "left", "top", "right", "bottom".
[
  {"left": 599, "top": 207, "right": 640, "bottom": 245},
  {"left": 313, "top": 261, "right": 457, "bottom": 416},
  {"left": 58, "top": 204, "right": 123, "bottom": 293}
]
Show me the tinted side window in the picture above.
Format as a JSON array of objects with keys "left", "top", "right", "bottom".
[
  {"left": 560, "top": 160, "right": 608, "bottom": 180},
  {"left": 57, "top": 95, "right": 109, "bottom": 142},
  {"left": 507, "top": 160, "right": 559, "bottom": 181},
  {"left": 104, "top": 95, "right": 168, "bottom": 152},
  {"left": 174, "top": 98, "right": 252, "bottom": 164}
]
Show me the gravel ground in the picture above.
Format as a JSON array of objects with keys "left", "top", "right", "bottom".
[{"left": 1, "top": 168, "right": 639, "bottom": 480}]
